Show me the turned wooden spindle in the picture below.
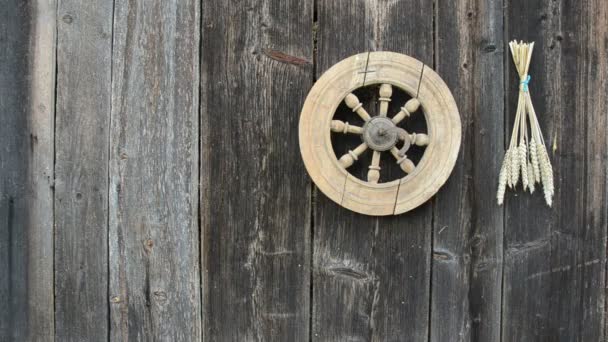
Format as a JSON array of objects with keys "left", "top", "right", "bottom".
[
  {"left": 344, "top": 93, "right": 372, "bottom": 121},
  {"left": 368, "top": 151, "right": 381, "bottom": 183},
  {"left": 392, "top": 98, "right": 420, "bottom": 124},
  {"left": 390, "top": 147, "right": 416, "bottom": 173},
  {"left": 339, "top": 143, "right": 368, "bottom": 168},
  {"left": 378, "top": 84, "right": 392, "bottom": 117},
  {"left": 330, "top": 120, "right": 363, "bottom": 134},
  {"left": 409, "top": 132, "right": 430, "bottom": 146}
]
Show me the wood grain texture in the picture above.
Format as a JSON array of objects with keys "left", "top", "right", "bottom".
[
  {"left": 54, "top": 1, "right": 113, "bottom": 340},
  {"left": 0, "top": 1, "right": 56, "bottom": 340},
  {"left": 431, "top": 0, "right": 505, "bottom": 341},
  {"left": 313, "top": 0, "right": 434, "bottom": 340},
  {"left": 200, "top": 0, "right": 313, "bottom": 340},
  {"left": 502, "top": 0, "right": 608, "bottom": 341},
  {"left": 2, "top": 1, "right": 608, "bottom": 341},
  {"left": 108, "top": 0, "right": 201, "bottom": 340}
]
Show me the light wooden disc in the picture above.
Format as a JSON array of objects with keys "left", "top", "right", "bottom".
[{"left": 299, "top": 51, "right": 461, "bottom": 216}]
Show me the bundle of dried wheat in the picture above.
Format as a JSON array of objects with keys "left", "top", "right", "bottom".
[{"left": 497, "top": 41, "right": 554, "bottom": 206}]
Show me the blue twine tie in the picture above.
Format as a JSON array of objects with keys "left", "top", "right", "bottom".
[{"left": 520, "top": 75, "right": 531, "bottom": 92}]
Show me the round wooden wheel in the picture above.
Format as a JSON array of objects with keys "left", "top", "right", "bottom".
[{"left": 299, "top": 52, "right": 461, "bottom": 216}]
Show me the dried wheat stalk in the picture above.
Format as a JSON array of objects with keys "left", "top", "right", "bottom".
[{"left": 496, "top": 41, "right": 554, "bottom": 206}]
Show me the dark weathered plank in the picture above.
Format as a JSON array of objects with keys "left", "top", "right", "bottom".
[
  {"left": 200, "top": 0, "right": 313, "bottom": 340},
  {"left": 54, "top": 1, "right": 113, "bottom": 340},
  {"left": 0, "top": 1, "right": 55, "bottom": 341},
  {"left": 108, "top": 0, "right": 201, "bottom": 340},
  {"left": 502, "top": 1, "right": 608, "bottom": 341},
  {"left": 313, "top": 1, "right": 433, "bottom": 340},
  {"left": 431, "top": 0, "right": 504, "bottom": 341}
]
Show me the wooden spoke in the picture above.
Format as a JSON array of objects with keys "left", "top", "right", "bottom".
[
  {"left": 392, "top": 98, "right": 420, "bottom": 124},
  {"left": 338, "top": 143, "right": 368, "bottom": 168},
  {"left": 409, "top": 132, "right": 430, "bottom": 146},
  {"left": 330, "top": 120, "right": 363, "bottom": 134},
  {"left": 337, "top": 90, "right": 427, "bottom": 178},
  {"left": 397, "top": 131, "right": 430, "bottom": 146},
  {"left": 367, "top": 151, "right": 381, "bottom": 183},
  {"left": 344, "top": 93, "right": 372, "bottom": 121},
  {"left": 390, "top": 147, "right": 416, "bottom": 174},
  {"left": 378, "top": 84, "right": 392, "bottom": 117}
]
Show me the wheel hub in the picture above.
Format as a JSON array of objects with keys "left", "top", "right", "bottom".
[{"left": 362, "top": 116, "right": 398, "bottom": 151}]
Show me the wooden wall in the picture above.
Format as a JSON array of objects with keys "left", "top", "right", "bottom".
[{"left": 1, "top": 0, "right": 606, "bottom": 341}]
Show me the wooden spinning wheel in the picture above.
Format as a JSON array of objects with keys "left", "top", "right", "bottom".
[{"left": 299, "top": 52, "right": 461, "bottom": 216}]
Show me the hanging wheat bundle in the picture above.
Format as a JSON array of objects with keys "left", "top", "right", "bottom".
[{"left": 496, "top": 41, "right": 554, "bottom": 206}]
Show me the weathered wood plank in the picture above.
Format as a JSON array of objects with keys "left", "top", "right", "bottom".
[
  {"left": 313, "top": 0, "right": 433, "bottom": 340},
  {"left": 0, "top": 1, "right": 55, "bottom": 340},
  {"left": 200, "top": 0, "right": 313, "bottom": 340},
  {"left": 431, "top": 0, "right": 504, "bottom": 341},
  {"left": 502, "top": 0, "right": 608, "bottom": 341},
  {"left": 54, "top": 1, "right": 113, "bottom": 340},
  {"left": 108, "top": 0, "right": 201, "bottom": 340}
]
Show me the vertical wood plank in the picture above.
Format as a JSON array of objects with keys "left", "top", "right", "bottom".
[
  {"left": 0, "top": 1, "right": 56, "bottom": 340},
  {"left": 313, "top": 0, "right": 433, "bottom": 340},
  {"left": 502, "top": 1, "right": 608, "bottom": 341},
  {"left": 54, "top": 1, "right": 113, "bottom": 340},
  {"left": 108, "top": 0, "right": 201, "bottom": 340},
  {"left": 200, "top": 0, "right": 313, "bottom": 340},
  {"left": 431, "top": 0, "right": 504, "bottom": 341}
]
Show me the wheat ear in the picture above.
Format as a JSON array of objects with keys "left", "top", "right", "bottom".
[
  {"left": 527, "top": 161, "right": 535, "bottom": 193},
  {"left": 509, "top": 146, "right": 520, "bottom": 187},
  {"left": 504, "top": 149, "right": 513, "bottom": 189},
  {"left": 509, "top": 147, "right": 519, "bottom": 188},
  {"left": 519, "top": 143, "right": 529, "bottom": 190},
  {"left": 497, "top": 152, "right": 510, "bottom": 205},
  {"left": 537, "top": 144, "right": 554, "bottom": 206},
  {"left": 529, "top": 139, "right": 540, "bottom": 183}
]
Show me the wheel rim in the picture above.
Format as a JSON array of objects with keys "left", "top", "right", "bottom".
[{"left": 299, "top": 51, "right": 461, "bottom": 216}]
